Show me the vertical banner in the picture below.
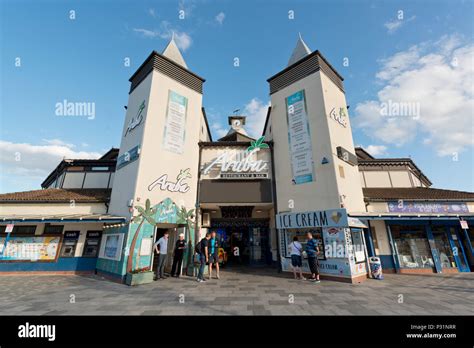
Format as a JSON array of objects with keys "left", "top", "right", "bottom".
[
  {"left": 163, "top": 90, "right": 188, "bottom": 154},
  {"left": 285, "top": 90, "right": 314, "bottom": 184}
]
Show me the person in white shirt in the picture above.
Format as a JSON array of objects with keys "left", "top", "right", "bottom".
[{"left": 288, "top": 236, "right": 305, "bottom": 280}]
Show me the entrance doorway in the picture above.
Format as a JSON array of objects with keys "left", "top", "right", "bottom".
[{"left": 212, "top": 225, "right": 270, "bottom": 266}]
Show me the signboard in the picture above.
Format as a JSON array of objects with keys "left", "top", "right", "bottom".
[
  {"left": 0, "top": 236, "right": 60, "bottom": 261},
  {"left": 276, "top": 209, "right": 348, "bottom": 229},
  {"left": 336, "top": 146, "right": 358, "bottom": 166},
  {"left": 124, "top": 100, "right": 146, "bottom": 137},
  {"left": 460, "top": 220, "right": 469, "bottom": 229},
  {"left": 323, "top": 227, "right": 346, "bottom": 259},
  {"left": 163, "top": 90, "right": 188, "bottom": 154},
  {"left": 285, "top": 90, "right": 314, "bottom": 185},
  {"left": 202, "top": 147, "right": 269, "bottom": 179},
  {"left": 116, "top": 145, "right": 141, "bottom": 170},
  {"left": 5, "top": 224, "right": 14, "bottom": 233},
  {"left": 387, "top": 201, "right": 469, "bottom": 214},
  {"left": 139, "top": 238, "right": 153, "bottom": 256},
  {"left": 63, "top": 231, "right": 80, "bottom": 239},
  {"left": 328, "top": 106, "right": 348, "bottom": 127}
]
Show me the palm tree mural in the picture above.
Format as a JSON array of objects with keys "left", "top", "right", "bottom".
[
  {"left": 127, "top": 199, "right": 157, "bottom": 273},
  {"left": 247, "top": 136, "right": 269, "bottom": 152}
]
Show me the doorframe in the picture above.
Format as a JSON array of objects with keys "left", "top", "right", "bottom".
[{"left": 446, "top": 226, "right": 470, "bottom": 272}]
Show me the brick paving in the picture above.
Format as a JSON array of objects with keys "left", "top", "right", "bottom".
[{"left": 0, "top": 267, "right": 473, "bottom": 315}]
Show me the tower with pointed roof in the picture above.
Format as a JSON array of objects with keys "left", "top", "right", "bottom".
[
  {"left": 109, "top": 38, "right": 211, "bottom": 221},
  {"left": 265, "top": 34, "right": 365, "bottom": 214}
]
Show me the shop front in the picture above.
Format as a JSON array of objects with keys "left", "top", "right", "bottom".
[
  {"left": 276, "top": 209, "right": 369, "bottom": 283},
  {"left": 359, "top": 215, "right": 474, "bottom": 274},
  {"left": 0, "top": 215, "right": 125, "bottom": 274}
]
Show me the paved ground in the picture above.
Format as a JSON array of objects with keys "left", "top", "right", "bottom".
[{"left": 0, "top": 268, "right": 473, "bottom": 315}]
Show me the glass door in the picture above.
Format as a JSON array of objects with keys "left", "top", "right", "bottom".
[
  {"left": 447, "top": 227, "right": 470, "bottom": 272},
  {"left": 432, "top": 227, "right": 457, "bottom": 270}
]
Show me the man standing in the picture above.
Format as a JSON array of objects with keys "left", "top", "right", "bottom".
[
  {"left": 154, "top": 231, "right": 169, "bottom": 280},
  {"left": 305, "top": 231, "right": 321, "bottom": 283},
  {"left": 208, "top": 231, "right": 220, "bottom": 280},
  {"left": 171, "top": 232, "right": 186, "bottom": 277},
  {"left": 197, "top": 232, "right": 211, "bottom": 283}
]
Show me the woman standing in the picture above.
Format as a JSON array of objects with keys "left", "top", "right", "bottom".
[
  {"left": 171, "top": 233, "right": 186, "bottom": 277},
  {"left": 288, "top": 236, "right": 305, "bottom": 280}
]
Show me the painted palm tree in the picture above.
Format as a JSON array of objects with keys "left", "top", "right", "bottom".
[
  {"left": 127, "top": 199, "right": 157, "bottom": 273},
  {"left": 177, "top": 168, "right": 192, "bottom": 181},
  {"left": 247, "top": 136, "right": 269, "bottom": 152}
]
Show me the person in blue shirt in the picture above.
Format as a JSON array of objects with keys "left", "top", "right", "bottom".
[
  {"left": 208, "top": 231, "right": 220, "bottom": 280},
  {"left": 305, "top": 231, "right": 321, "bottom": 283}
]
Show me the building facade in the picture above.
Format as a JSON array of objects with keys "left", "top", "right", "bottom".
[{"left": 1, "top": 36, "right": 473, "bottom": 282}]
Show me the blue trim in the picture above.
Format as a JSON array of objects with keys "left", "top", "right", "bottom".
[
  {"left": 461, "top": 228, "right": 474, "bottom": 270},
  {"left": 1, "top": 219, "right": 125, "bottom": 223},
  {"left": 0, "top": 257, "right": 97, "bottom": 272},
  {"left": 385, "top": 224, "right": 400, "bottom": 271},
  {"left": 379, "top": 255, "right": 395, "bottom": 270},
  {"left": 365, "top": 224, "right": 375, "bottom": 257},
  {"left": 352, "top": 216, "right": 474, "bottom": 221},
  {"left": 446, "top": 227, "right": 470, "bottom": 272},
  {"left": 425, "top": 224, "right": 442, "bottom": 273}
]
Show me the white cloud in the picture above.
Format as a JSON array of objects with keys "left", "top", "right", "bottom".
[
  {"left": 148, "top": 8, "right": 156, "bottom": 18},
  {"left": 0, "top": 140, "right": 101, "bottom": 191},
  {"left": 244, "top": 98, "right": 270, "bottom": 138},
  {"left": 211, "top": 123, "right": 227, "bottom": 138},
  {"left": 365, "top": 145, "right": 388, "bottom": 157},
  {"left": 384, "top": 15, "right": 416, "bottom": 34},
  {"left": 353, "top": 35, "right": 474, "bottom": 157},
  {"left": 215, "top": 12, "right": 225, "bottom": 25},
  {"left": 133, "top": 21, "right": 192, "bottom": 51}
]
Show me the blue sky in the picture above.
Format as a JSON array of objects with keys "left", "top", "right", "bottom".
[{"left": 1, "top": 0, "right": 473, "bottom": 193}]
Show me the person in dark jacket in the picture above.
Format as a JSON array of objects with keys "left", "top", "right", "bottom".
[
  {"left": 197, "top": 233, "right": 211, "bottom": 283},
  {"left": 171, "top": 232, "right": 186, "bottom": 277},
  {"left": 208, "top": 231, "right": 220, "bottom": 280}
]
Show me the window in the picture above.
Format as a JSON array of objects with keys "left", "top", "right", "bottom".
[
  {"left": 351, "top": 228, "right": 366, "bottom": 263},
  {"left": 83, "top": 172, "right": 110, "bottom": 188},
  {"left": 391, "top": 225, "right": 434, "bottom": 269},
  {"left": 0, "top": 225, "right": 37, "bottom": 234},
  {"left": 62, "top": 172, "right": 85, "bottom": 188},
  {"left": 284, "top": 228, "right": 325, "bottom": 260},
  {"left": 43, "top": 225, "right": 63, "bottom": 235},
  {"left": 432, "top": 227, "right": 456, "bottom": 268}
]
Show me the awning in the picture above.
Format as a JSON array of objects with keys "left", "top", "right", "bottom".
[
  {"left": 349, "top": 212, "right": 474, "bottom": 221},
  {"left": 0, "top": 214, "right": 127, "bottom": 223}
]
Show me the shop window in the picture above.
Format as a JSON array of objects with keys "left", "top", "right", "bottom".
[
  {"left": 432, "top": 227, "right": 456, "bottom": 268},
  {"left": 391, "top": 225, "right": 434, "bottom": 269},
  {"left": 283, "top": 228, "right": 325, "bottom": 260}
]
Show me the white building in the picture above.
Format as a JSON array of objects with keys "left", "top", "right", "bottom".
[{"left": 1, "top": 36, "right": 473, "bottom": 283}]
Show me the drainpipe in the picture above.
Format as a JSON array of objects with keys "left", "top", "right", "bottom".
[
  {"left": 269, "top": 141, "right": 282, "bottom": 272},
  {"left": 190, "top": 143, "right": 204, "bottom": 276}
]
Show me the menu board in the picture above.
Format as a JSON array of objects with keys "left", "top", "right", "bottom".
[
  {"left": 0, "top": 236, "right": 60, "bottom": 261},
  {"left": 163, "top": 90, "right": 188, "bottom": 154},
  {"left": 285, "top": 90, "right": 314, "bottom": 184}
]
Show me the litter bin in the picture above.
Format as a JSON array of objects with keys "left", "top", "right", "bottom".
[{"left": 369, "top": 257, "right": 383, "bottom": 280}]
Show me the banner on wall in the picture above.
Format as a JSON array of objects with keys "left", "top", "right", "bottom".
[
  {"left": 387, "top": 201, "right": 469, "bottom": 214},
  {"left": 285, "top": 90, "right": 314, "bottom": 185},
  {"left": 0, "top": 236, "right": 60, "bottom": 261},
  {"left": 163, "top": 90, "right": 188, "bottom": 154}
]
